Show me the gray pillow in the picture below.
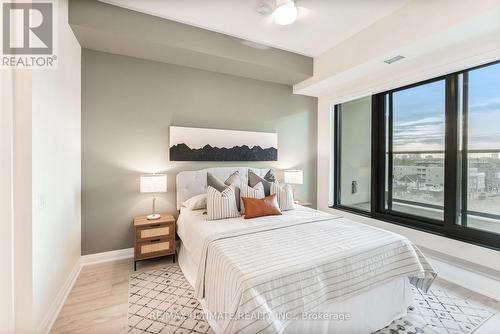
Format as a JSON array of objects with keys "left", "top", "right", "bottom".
[
  {"left": 248, "top": 169, "right": 276, "bottom": 196},
  {"left": 264, "top": 169, "right": 277, "bottom": 183},
  {"left": 207, "top": 171, "right": 241, "bottom": 211}
]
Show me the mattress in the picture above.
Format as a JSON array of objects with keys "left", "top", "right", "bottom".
[{"left": 177, "top": 206, "right": 421, "bottom": 334}]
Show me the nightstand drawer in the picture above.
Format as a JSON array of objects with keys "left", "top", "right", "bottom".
[
  {"left": 135, "top": 238, "right": 174, "bottom": 260},
  {"left": 136, "top": 222, "right": 174, "bottom": 242}
]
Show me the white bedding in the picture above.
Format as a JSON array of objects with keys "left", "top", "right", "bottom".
[
  {"left": 177, "top": 205, "right": 331, "bottom": 281},
  {"left": 176, "top": 207, "right": 432, "bottom": 334}
]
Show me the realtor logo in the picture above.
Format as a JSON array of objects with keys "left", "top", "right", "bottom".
[{"left": 1, "top": 1, "right": 57, "bottom": 68}]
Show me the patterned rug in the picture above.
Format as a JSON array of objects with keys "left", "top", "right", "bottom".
[
  {"left": 374, "top": 284, "right": 495, "bottom": 334},
  {"left": 128, "top": 264, "right": 495, "bottom": 334}
]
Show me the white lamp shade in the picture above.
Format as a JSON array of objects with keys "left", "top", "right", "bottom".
[
  {"left": 284, "top": 170, "right": 303, "bottom": 185},
  {"left": 140, "top": 174, "right": 167, "bottom": 193}
]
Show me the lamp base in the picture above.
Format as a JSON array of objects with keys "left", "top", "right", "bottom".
[{"left": 147, "top": 213, "right": 161, "bottom": 220}]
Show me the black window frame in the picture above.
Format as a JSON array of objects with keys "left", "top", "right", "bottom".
[{"left": 332, "top": 60, "right": 500, "bottom": 251}]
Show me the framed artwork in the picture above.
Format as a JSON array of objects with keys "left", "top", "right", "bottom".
[{"left": 169, "top": 126, "right": 278, "bottom": 161}]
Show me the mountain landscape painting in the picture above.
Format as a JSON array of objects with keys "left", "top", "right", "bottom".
[{"left": 169, "top": 126, "right": 278, "bottom": 161}]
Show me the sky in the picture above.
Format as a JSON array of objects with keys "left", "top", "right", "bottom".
[
  {"left": 393, "top": 80, "right": 445, "bottom": 152},
  {"left": 468, "top": 63, "right": 500, "bottom": 150},
  {"left": 393, "top": 62, "right": 500, "bottom": 152}
]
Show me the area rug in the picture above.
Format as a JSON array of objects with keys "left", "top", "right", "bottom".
[
  {"left": 374, "top": 284, "right": 495, "bottom": 334},
  {"left": 128, "top": 264, "right": 495, "bottom": 334}
]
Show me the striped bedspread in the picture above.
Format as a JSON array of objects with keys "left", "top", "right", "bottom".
[{"left": 194, "top": 216, "right": 436, "bottom": 334}]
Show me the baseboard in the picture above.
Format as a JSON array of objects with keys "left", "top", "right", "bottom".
[
  {"left": 426, "top": 255, "right": 500, "bottom": 301},
  {"left": 35, "top": 258, "right": 82, "bottom": 334},
  {"left": 81, "top": 247, "right": 134, "bottom": 266}
]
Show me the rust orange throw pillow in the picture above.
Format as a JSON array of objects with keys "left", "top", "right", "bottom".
[{"left": 241, "top": 194, "right": 282, "bottom": 219}]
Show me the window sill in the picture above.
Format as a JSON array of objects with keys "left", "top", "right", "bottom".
[{"left": 329, "top": 205, "right": 500, "bottom": 252}]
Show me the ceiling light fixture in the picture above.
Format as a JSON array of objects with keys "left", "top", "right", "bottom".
[{"left": 273, "top": 0, "right": 298, "bottom": 25}]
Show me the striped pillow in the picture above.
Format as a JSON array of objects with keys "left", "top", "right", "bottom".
[
  {"left": 270, "top": 182, "right": 295, "bottom": 211},
  {"left": 206, "top": 185, "right": 240, "bottom": 221},
  {"left": 240, "top": 182, "right": 265, "bottom": 213}
]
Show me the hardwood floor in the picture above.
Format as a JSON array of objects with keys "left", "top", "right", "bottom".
[
  {"left": 50, "top": 258, "right": 168, "bottom": 334},
  {"left": 51, "top": 258, "right": 500, "bottom": 333}
]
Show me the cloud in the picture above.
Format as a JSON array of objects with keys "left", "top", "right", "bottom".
[
  {"left": 469, "top": 99, "right": 500, "bottom": 113},
  {"left": 396, "top": 116, "right": 444, "bottom": 127},
  {"left": 393, "top": 116, "right": 445, "bottom": 151}
]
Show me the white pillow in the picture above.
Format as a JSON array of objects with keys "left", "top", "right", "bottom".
[
  {"left": 271, "top": 182, "right": 295, "bottom": 211},
  {"left": 240, "top": 182, "right": 265, "bottom": 213},
  {"left": 206, "top": 185, "right": 240, "bottom": 220},
  {"left": 182, "top": 193, "right": 207, "bottom": 210}
]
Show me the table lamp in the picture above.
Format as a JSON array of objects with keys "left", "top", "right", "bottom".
[
  {"left": 140, "top": 174, "right": 167, "bottom": 220},
  {"left": 284, "top": 169, "right": 303, "bottom": 200}
]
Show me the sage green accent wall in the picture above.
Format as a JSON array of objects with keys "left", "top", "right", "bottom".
[{"left": 82, "top": 49, "right": 317, "bottom": 255}]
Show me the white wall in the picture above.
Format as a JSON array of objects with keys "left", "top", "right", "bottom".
[
  {"left": 31, "top": 0, "right": 82, "bottom": 331},
  {"left": 13, "top": 69, "right": 35, "bottom": 334},
  {"left": 0, "top": 67, "right": 15, "bottom": 333}
]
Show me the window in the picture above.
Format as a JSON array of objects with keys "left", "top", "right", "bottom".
[
  {"left": 332, "top": 60, "right": 500, "bottom": 249},
  {"left": 333, "top": 97, "right": 372, "bottom": 212},
  {"left": 387, "top": 80, "right": 446, "bottom": 221},
  {"left": 459, "top": 62, "right": 500, "bottom": 235}
]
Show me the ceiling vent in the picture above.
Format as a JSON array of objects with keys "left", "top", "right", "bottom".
[{"left": 383, "top": 55, "right": 405, "bottom": 64}]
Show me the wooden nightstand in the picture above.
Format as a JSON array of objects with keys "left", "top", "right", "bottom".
[{"left": 133, "top": 213, "right": 176, "bottom": 271}]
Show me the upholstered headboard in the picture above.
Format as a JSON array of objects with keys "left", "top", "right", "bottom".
[{"left": 176, "top": 167, "right": 272, "bottom": 210}]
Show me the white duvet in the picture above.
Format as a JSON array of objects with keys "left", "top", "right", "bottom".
[
  {"left": 177, "top": 206, "right": 436, "bottom": 334},
  {"left": 176, "top": 205, "right": 333, "bottom": 278}
]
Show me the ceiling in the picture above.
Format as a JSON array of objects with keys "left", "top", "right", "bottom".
[
  {"left": 99, "top": 0, "right": 410, "bottom": 57},
  {"left": 294, "top": 0, "right": 500, "bottom": 98},
  {"left": 70, "top": 0, "right": 313, "bottom": 85}
]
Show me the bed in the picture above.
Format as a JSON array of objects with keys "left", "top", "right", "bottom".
[{"left": 175, "top": 167, "right": 436, "bottom": 334}]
